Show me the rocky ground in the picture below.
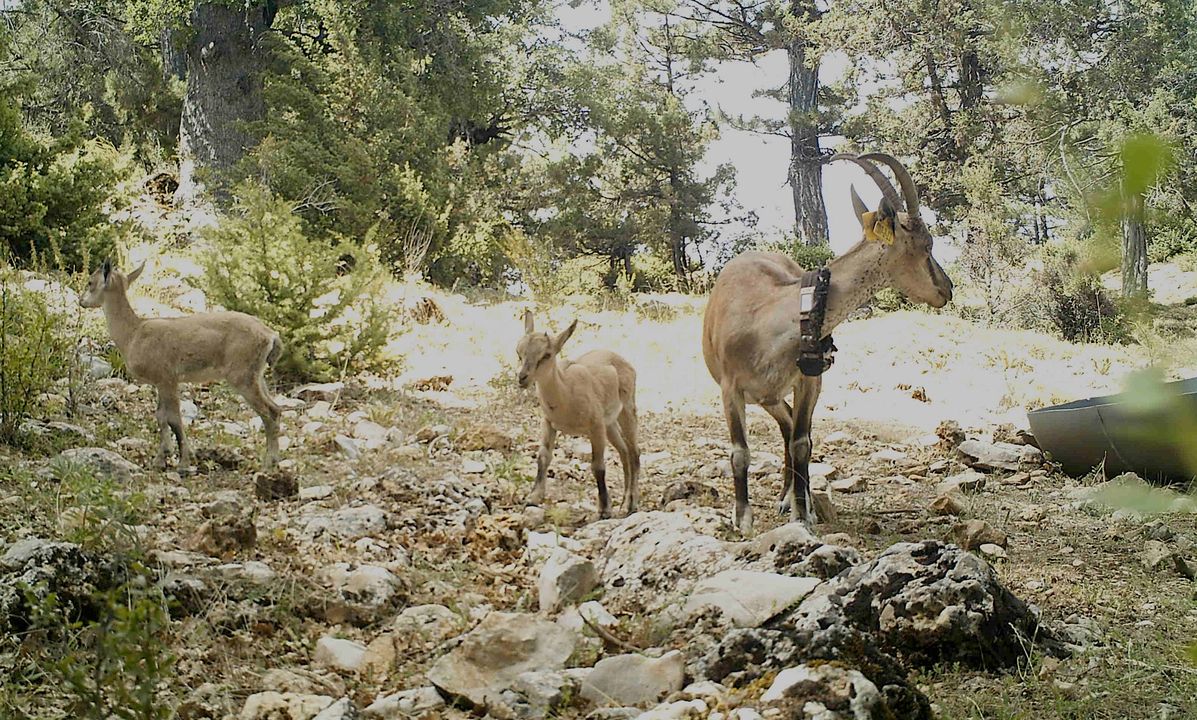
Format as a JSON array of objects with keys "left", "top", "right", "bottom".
[{"left": 2, "top": 287, "right": 1197, "bottom": 719}]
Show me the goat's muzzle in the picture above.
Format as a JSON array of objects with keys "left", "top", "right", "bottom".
[{"left": 517, "top": 373, "right": 530, "bottom": 389}]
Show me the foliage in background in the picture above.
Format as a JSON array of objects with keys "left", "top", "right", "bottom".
[
  {"left": 0, "top": 264, "right": 79, "bottom": 446},
  {"left": 2, "top": 0, "right": 182, "bottom": 164},
  {"left": 1013, "top": 245, "right": 1129, "bottom": 344},
  {"left": 201, "top": 182, "right": 398, "bottom": 382},
  {"left": 0, "top": 31, "right": 127, "bottom": 271},
  {"left": 228, "top": 0, "right": 549, "bottom": 287},
  {"left": 507, "top": 4, "right": 748, "bottom": 289}
]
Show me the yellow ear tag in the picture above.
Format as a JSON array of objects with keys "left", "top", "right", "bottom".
[{"left": 861, "top": 211, "right": 895, "bottom": 245}]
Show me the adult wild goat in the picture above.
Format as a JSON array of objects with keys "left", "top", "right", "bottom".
[
  {"left": 703, "top": 153, "right": 953, "bottom": 535},
  {"left": 516, "top": 311, "right": 640, "bottom": 519},
  {"left": 79, "top": 261, "right": 284, "bottom": 470}
]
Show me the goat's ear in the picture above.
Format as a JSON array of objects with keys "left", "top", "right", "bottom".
[
  {"left": 552, "top": 319, "right": 577, "bottom": 353},
  {"left": 877, "top": 196, "right": 898, "bottom": 221},
  {"left": 126, "top": 262, "right": 145, "bottom": 286},
  {"left": 101, "top": 260, "right": 112, "bottom": 287},
  {"left": 523, "top": 309, "right": 534, "bottom": 334},
  {"left": 850, "top": 185, "right": 869, "bottom": 226}
]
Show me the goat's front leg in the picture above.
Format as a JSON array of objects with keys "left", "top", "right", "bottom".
[
  {"left": 589, "top": 425, "right": 612, "bottom": 519},
  {"left": 721, "top": 384, "right": 753, "bottom": 535},
  {"left": 762, "top": 400, "right": 796, "bottom": 516},
  {"left": 153, "top": 390, "right": 172, "bottom": 469},
  {"left": 160, "top": 388, "right": 192, "bottom": 469},
  {"left": 788, "top": 378, "right": 822, "bottom": 524},
  {"left": 528, "top": 419, "right": 556, "bottom": 506}
]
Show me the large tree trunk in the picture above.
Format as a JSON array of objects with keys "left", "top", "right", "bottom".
[
  {"left": 667, "top": 168, "right": 690, "bottom": 287},
  {"left": 1122, "top": 189, "right": 1148, "bottom": 297},
  {"left": 176, "top": 2, "right": 272, "bottom": 205},
  {"left": 786, "top": 1, "right": 827, "bottom": 247}
]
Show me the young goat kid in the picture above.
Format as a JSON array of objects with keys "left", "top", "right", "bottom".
[
  {"left": 80, "top": 261, "right": 284, "bottom": 470},
  {"left": 516, "top": 311, "right": 640, "bottom": 519}
]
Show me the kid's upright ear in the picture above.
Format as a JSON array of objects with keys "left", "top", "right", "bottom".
[
  {"left": 523, "top": 309, "right": 535, "bottom": 333},
  {"left": 552, "top": 319, "right": 578, "bottom": 353},
  {"left": 126, "top": 262, "right": 145, "bottom": 285}
]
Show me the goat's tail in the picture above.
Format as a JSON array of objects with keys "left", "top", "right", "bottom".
[{"left": 266, "top": 334, "right": 283, "bottom": 368}]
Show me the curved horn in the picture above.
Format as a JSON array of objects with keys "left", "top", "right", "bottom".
[
  {"left": 826, "top": 153, "right": 903, "bottom": 211},
  {"left": 860, "top": 152, "right": 920, "bottom": 215}
]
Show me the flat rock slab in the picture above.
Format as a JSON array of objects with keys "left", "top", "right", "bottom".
[
  {"left": 240, "top": 692, "right": 336, "bottom": 720},
  {"left": 363, "top": 687, "right": 444, "bottom": 718},
  {"left": 760, "top": 663, "right": 887, "bottom": 717},
  {"left": 957, "top": 440, "right": 1040, "bottom": 472},
  {"left": 683, "top": 570, "right": 820, "bottom": 628},
  {"left": 314, "top": 637, "right": 368, "bottom": 673},
  {"left": 580, "top": 650, "right": 685, "bottom": 707},
  {"left": 427, "top": 611, "right": 575, "bottom": 709},
  {"left": 598, "top": 512, "right": 736, "bottom": 616},
  {"left": 56, "top": 447, "right": 140, "bottom": 479}
]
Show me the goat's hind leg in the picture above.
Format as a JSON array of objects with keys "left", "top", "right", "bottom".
[
  {"left": 615, "top": 406, "right": 640, "bottom": 515},
  {"left": 233, "top": 375, "right": 282, "bottom": 470},
  {"left": 606, "top": 419, "right": 636, "bottom": 516}
]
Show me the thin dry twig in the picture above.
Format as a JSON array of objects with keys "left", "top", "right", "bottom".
[{"left": 581, "top": 613, "right": 643, "bottom": 654}]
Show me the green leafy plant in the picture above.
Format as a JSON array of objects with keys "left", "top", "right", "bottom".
[
  {"left": 0, "top": 264, "right": 80, "bottom": 446},
  {"left": 1014, "top": 245, "right": 1130, "bottom": 343},
  {"left": 0, "top": 31, "right": 127, "bottom": 271},
  {"left": 28, "top": 583, "right": 175, "bottom": 720},
  {"left": 201, "top": 182, "right": 400, "bottom": 381}
]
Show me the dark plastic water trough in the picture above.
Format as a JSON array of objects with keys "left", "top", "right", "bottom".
[{"left": 1026, "top": 377, "right": 1197, "bottom": 481}]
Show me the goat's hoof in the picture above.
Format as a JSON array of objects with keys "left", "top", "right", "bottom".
[
  {"left": 777, "top": 498, "right": 792, "bottom": 516},
  {"left": 735, "top": 508, "right": 755, "bottom": 536},
  {"left": 599, "top": 507, "right": 613, "bottom": 520},
  {"left": 624, "top": 506, "right": 639, "bottom": 518}
]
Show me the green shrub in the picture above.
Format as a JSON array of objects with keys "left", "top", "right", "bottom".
[
  {"left": 743, "top": 233, "right": 835, "bottom": 270},
  {"left": 1015, "top": 245, "right": 1130, "bottom": 343},
  {"left": 0, "top": 264, "right": 79, "bottom": 445},
  {"left": 505, "top": 230, "right": 573, "bottom": 302},
  {"left": 201, "top": 182, "right": 399, "bottom": 382},
  {"left": 27, "top": 582, "right": 175, "bottom": 720},
  {"left": 1147, "top": 216, "right": 1197, "bottom": 263},
  {"left": 789, "top": 242, "right": 836, "bottom": 270},
  {"left": 629, "top": 253, "right": 678, "bottom": 291},
  {"left": 0, "top": 53, "right": 127, "bottom": 270}
]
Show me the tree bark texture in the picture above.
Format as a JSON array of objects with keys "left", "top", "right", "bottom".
[
  {"left": 786, "top": 1, "right": 828, "bottom": 247},
  {"left": 176, "top": 2, "right": 272, "bottom": 204},
  {"left": 160, "top": 27, "right": 187, "bottom": 81},
  {"left": 1122, "top": 189, "right": 1148, "bottom": 297}
]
